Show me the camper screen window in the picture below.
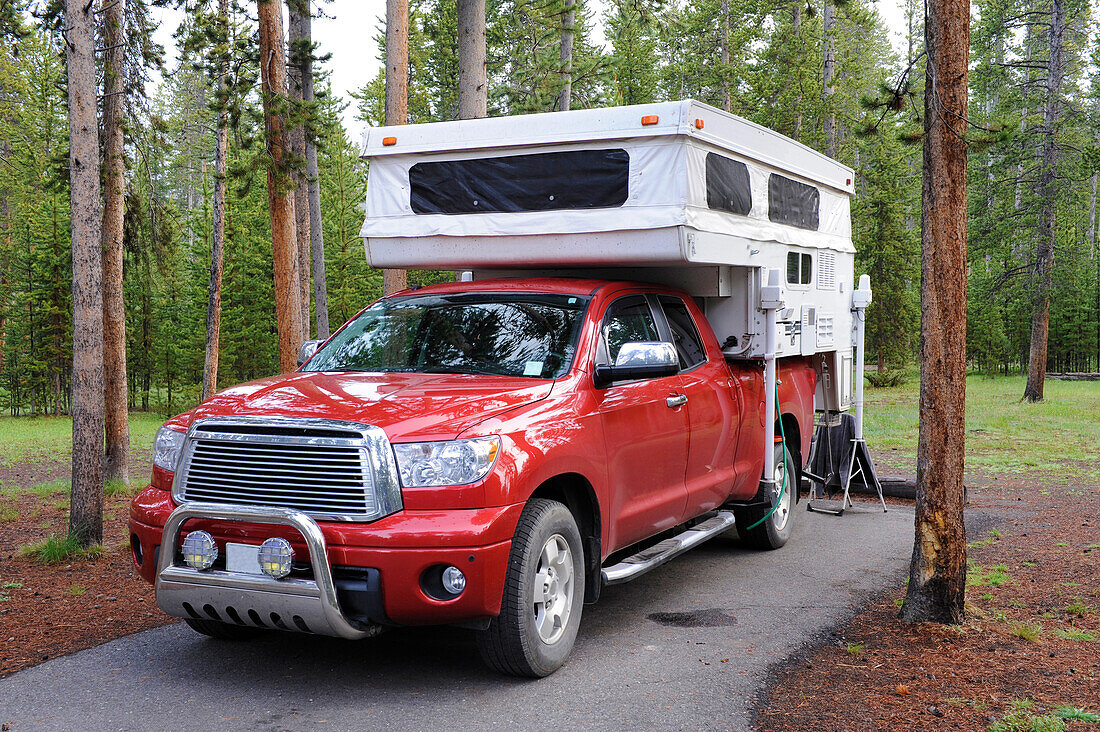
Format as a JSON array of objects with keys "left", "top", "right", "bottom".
[
  {"left": 705, "top": 153, "right": 752, "bottom": 216},
  {"left": 409, "top": 149, "right": 630, "bottom": 214},
  {"left": 768, "top": 174, "right": 820, "bottom": 230},
  {"left": 787, "top": 252, "right": 813, "bottom": 285}
]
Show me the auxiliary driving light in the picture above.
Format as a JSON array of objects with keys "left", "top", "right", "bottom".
[
  {"left": 182, "top": 531, "right": 217, "bottom": 570},
  {"left": 441, "top": 566, "right": 466, "bottom": 595},
  {"left": 258, "top": 537, "right": 294, "bottom": 579}
]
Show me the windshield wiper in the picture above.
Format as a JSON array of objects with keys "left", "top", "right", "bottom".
[{"left": 423, "top": 366, "right": 503, "bottom": 376}]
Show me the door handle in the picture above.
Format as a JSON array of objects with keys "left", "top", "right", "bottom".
[{"left": 666, "top": 394, "right": 688, "bottom": 408}]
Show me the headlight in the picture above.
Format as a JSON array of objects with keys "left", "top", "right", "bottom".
[
  {"left": 153, "top": 425, "right": 186, "bottom": 472},
  {"left": 392, "top": 437, "right": 500, "bottom": 488}
]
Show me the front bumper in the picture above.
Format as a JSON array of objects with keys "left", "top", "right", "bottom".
[
  {"left": 155, "top": 503, "right": 376, "bottom": 638},
  {"left": 132, "top": 488, "right": 518, "bottom": 630}
]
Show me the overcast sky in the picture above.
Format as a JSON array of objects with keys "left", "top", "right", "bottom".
[{"left": 152, "top": 0, "right": 911, "bottom": 139}]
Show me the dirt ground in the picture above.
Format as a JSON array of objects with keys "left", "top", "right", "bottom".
[
  {"left": 759, "top": 472, "right": 1100, "bottom": 731},
  {"left": 0, "top": 461, "right": 172, "bottom": 678},
  {"left": 2, "top": 454, "right": 1099, "bottom": 732}
]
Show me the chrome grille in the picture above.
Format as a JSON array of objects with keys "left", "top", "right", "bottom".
[{"left": 174, "top": 419, "right": 401, "bottom": 522}]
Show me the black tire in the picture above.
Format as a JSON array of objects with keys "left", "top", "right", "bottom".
[
  {"left": 477, "top": 498, "right": 585, "bottom": 677},
  {"left": 735, "top": 442, "right": 795, "bottom": 550},
  {"left": 184, "top": 617, "right": 264, "bottom": 641}
]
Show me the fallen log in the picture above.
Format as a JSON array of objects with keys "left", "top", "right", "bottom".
[{"left": 1046, "top": 373, "right": 1100, "bottom": 381}]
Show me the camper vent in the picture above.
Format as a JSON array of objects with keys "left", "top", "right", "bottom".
[
  {"left": 817, "top": 251, "right": 836, "bottom": 290},
  {"left": 817, "top": 313, "right": 835, "bottom": 346}
]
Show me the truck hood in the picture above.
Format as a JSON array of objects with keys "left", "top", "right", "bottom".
[{"left": 192, "top": 371, "right": 554, "bottom": 441}]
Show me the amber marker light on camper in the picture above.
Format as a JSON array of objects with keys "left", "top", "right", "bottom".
[
  {"left": 641, "top": 115, "right": 659, "bottom": 126},
  {"left": 382, "top": 136, "right": 397, "bottom": 146}
]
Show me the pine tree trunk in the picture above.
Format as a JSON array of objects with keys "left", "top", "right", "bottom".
[
  {"left": 1024, "top": 0, "right": 1065, "bottom": 403},
  {"left": 102, "top": 0, "right": 129, "bottom": 485},
  {"left": 298, "top": 0, "right": 330, "bottom": 340},
  {"left": 65, "top": 0, "right": 105, "bottom": 547},
  {"left": 383, "top": 0, "right": 409, "bottom": 295},
  {"left": 899, "top": 0, "right": 969, "bottom": 625},
  {"left": 822, "top": 0, "right": 836, "bottom": 158},
  {"left": 792, "top": 2, "right": 801, "bottom": 137},
  {"left": 289, "top": 1, "right": 311, "bottom": 342},
  {"left": 457, "top": 0, "right": 487, "bottom": 119},
  {"left": 556, "top": 0, "right": 575, "bottom": 112},
  {"left": 258, "top": 0, "right": 303, "bottom": 371},
  {"left": 203, "top": 0, "right": 230, "bottom": 401},
  {"left": 720, "top": 0, "right": 730, "bottom": 112}
]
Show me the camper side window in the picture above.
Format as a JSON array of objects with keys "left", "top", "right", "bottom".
[
  {"left": 787, "top": 252, "right": 813, "bottom": 286},
  {"left": 768, "top": 174, "right": 820, "bottom": 230},
  {"left": 705, "top": 153, "right": 752, "bottom": 216}
]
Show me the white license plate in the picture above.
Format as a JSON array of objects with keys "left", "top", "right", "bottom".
[{"left": 225, "top": 542, "right": 263, "bottom": 575}]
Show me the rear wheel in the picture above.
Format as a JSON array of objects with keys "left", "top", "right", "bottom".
[
  {"left": 477, "top": 498, "right": 585, "bottom": 677},
  {"left": 735, "top": 442, "right": 795, "bottom": 550},
  {"left": 184, "top": 617, "right": 264, "bottom": 641}
]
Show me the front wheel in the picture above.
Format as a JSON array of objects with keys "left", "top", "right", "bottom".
[
  {"left": 477, "top": 498, "right": 585, "bottom": 677},
  {"left": 735, "top": 442, "right": 795, "bottom": 550}
]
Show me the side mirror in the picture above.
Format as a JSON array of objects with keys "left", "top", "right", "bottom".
[
  {"left": 594, "top": 341, "right": 679, "bottom": 387},
  {"left": 297, "top": 339, "right": 323, "bottom": 367}
]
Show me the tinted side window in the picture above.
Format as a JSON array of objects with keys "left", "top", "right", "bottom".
[
  {"left": 786, "top": 251, "right": 813, "bottom": 285},
  {"left": 768, "top": 174, "right": 820, "bottom": 230},
  {"left": 658, "top": 296, "right": 707, "bottom": 369},
  {"left": 705, "top": 153, "right": 752, "bottom": 215},
  {"left": 602, "top": 296, "right": 659, "bottom": 363},
  {"left": 410, "top": 149, "right": 629, "bottom": 214}
]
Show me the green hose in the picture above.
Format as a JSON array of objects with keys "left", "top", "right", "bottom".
[{"left": 746, "top": 389, "right": 787, "bottom": 531}]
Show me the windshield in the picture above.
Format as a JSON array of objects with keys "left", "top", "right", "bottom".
[{"left": 302, "top": 293, "right": 590, "bottom": 379}]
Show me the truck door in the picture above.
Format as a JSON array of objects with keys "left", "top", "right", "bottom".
[
  {"left": 593, "top": 294, "right": 689, "bottom": 552},
  {"left": 656, "top": 295, "right": 740, "bottom": 518}
]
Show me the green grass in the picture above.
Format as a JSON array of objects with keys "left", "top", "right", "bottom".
[
  {"left": 1011, "top": 622, "right": 1043, "bottom": 643},
  {"left": 1054, "top": 707, "right": 1100, "bottom": 723},
  {"left": 19, "top": 535, "right": 105, "bottom": 564},
  {"left": 69, "top": 584, "right": 88, "bottom": 596},
  {"left": 969, "top": 561, "right": 1011, "bottom": 587},
  {"left": 845, "top": 641, "right": 864, "bottom": 655},
  {"left": 0, "top": 503, "right": 17, "bottom": 522},
  {"left": 0, "top": 412, "right": 163, "bottom": 469},
  {"left": 864, "top": 375, "right": 1100, "bottom": 483},
  {"left": 988, "top": 700, "right": 1066, "bottom": 732},
  {"left": 1053, "top": 628, "right": 1099, "bottom": 642},
  {"left": 1064, "top": 599, "right": 1094, "bottom": 615}
]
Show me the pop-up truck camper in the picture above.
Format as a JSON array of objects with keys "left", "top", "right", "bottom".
[{"left": 131, "top": 100, "right": 881, "bottom": 678}]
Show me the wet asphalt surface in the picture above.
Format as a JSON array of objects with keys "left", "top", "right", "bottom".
[{"left": 0, "top": 504, "right": 914, "bottom": 731}]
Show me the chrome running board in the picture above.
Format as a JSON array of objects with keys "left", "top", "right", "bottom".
[{"left": 600, "top": 511, "right": 736, "bottom": 586}]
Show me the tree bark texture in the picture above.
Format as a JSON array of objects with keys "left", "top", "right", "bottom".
[
  {"left": 66, "top": 0, "right": 105, "bottom": 546},
  {"left": 556, "top": 0, "right": 575, "bottom": 112},
  {"left": 383, "top": 0, "right": 408, "bottom": 295},
  {"left": 899, "top": 0, "right": 969, "bottom": 625},
  {"left": 1024, "top": 0, "right": 1064, "bottom": 403},
  {"left": 258, "top": 0, "right": 303, "bottom": 371},
  {"left": 297, "top": 0, "right": 329, "bottom": 340},
  {"left": 101, "top": 0, "right": 129, "bottom": 484},
  {"left": 203, "top": 0, "right": 230, "bottom": 401},
  {"left": 288, "top": 1, "right": 311, "bottom": 342},
  {"left": 457, "top": 0, "right": 487, "bottom": 119},
  {"left": 720, "top": 0, "right": 730, "bottom": 112},
  {"left": 822, "top": 0, "right": 836, "bottom": 158}
]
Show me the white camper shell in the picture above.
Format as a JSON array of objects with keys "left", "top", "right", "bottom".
[{"left": 360, "top": 100, "right": 861, "bottom": 412}]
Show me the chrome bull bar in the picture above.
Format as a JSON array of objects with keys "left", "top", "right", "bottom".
[{"left": 155, "top": 502, "right": 377, "bottom": 639}]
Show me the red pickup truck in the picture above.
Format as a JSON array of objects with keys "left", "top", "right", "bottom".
[{"left": 129, "top": 277, "right": 815, "bottom": 677}]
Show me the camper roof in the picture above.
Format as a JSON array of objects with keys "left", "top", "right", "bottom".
[{"left": 362, "top": 100, "right": 854, "bottom": 195}]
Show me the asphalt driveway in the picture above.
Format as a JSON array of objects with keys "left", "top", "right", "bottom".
[{"left": 0, "top": 504, "right": 914, "bottom": 731}]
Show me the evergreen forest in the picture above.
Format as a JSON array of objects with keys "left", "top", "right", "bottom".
[{"left": 1, "top": 0, "right": 1098, "bottom": 420}]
